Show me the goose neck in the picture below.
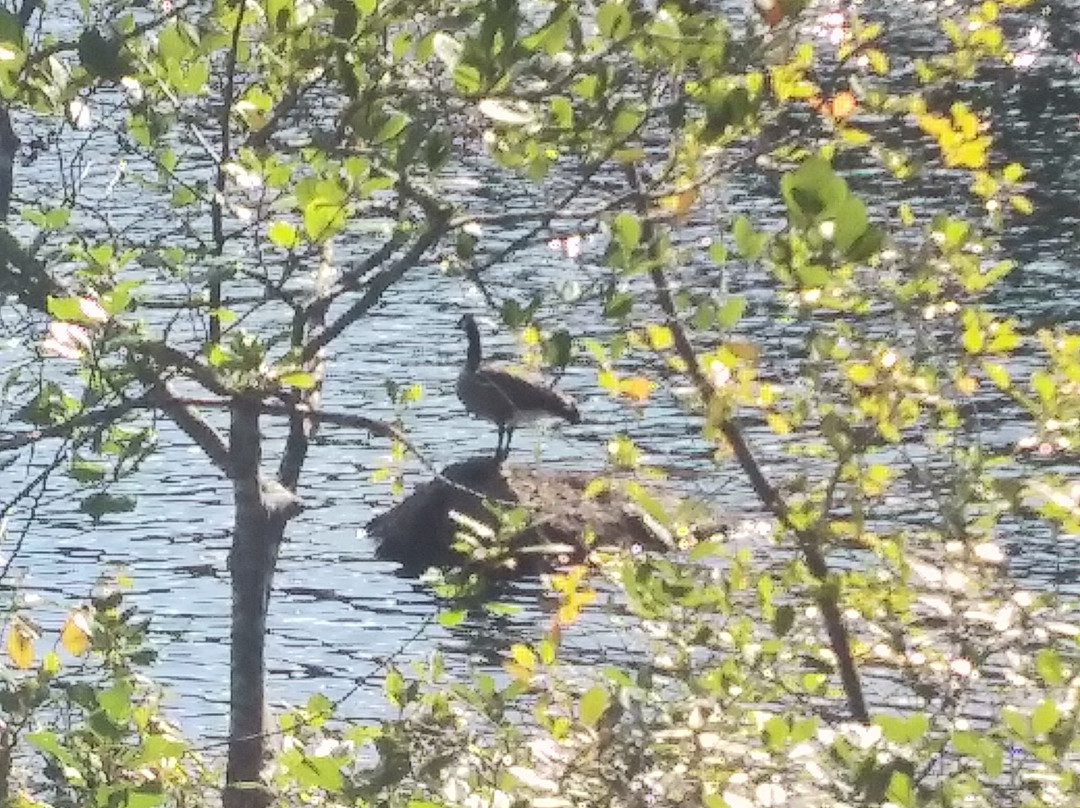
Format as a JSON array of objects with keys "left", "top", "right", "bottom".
[{"left": 464, "top": 319, "right": 482, "bottom": 372}]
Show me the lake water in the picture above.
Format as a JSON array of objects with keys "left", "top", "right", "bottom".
[{"left": 1, "top": 0, "right": 1079, "bottom": 739}]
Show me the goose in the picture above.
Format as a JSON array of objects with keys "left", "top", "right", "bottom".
[{"left": 456, "top": 314, "right": 580, "bottom": 460}]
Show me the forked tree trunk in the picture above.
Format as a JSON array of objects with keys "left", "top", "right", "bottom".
[
  {"left": 222, "top": 246, "right": 327, "bottom": 807},
  {"left": 224, "top": 400, "right": 287, "bottom": 808}
]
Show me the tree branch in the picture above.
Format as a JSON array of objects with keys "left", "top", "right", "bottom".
[
  {"left": 135, "top": 340, "right": 235, "bottom": 398},
  {"left": 301, "top": 216, "right": 448, "bottom": 362},
  {"left": 243, "top": 71, "right": 325, "bottom": 151},
  {"left": 210, "top": 0, "right": 247, "bottom": 344},
  {"left": 142, "top": 375, "right": 232, "bottom": 475},
  {"left": 0, "top": 399, "right": 143, "bottom": 452},
  {"left": 278, "top": 241, "right": 334, "bottom": 488},
  {"left": 625, "top": 165, "right": 869, "bottom": 723}
]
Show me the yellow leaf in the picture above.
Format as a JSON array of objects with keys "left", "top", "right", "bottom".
[
  {"left": 815, "top": 91, "right": 858, "bottom": 120},
  {"left": 61, "top": 609, "right": 92, "bottom": 657},
  {"left": 725, "top": 341, "right": 760, "bottom": 362},
  {"left": 510, "top": 643, "right": 537, "bottom": 670},
  {"left": 504, "top": 662, "right": 533, "bottom": 682},
  {"left": 766, "top": 412, "right": 792, "bottom": 435},
  {"left": 6, "top": 619, "right": 35, "bottom": 670},
  {"left": 1009, "top": 195, "right": 1033, "bottom": 215},
  {"left": 956, "top": 375, "right": 978, "bottom": 395},
  {"left": 659, "top": 187, "right": 698, "bottom": 217},
  {"left": 621, "top": 376, "right": 655, "bottom": 402},
  {"left": 558, "top": 589, "right": 596, "bottom": 625},
  {"left": 646, "top": 324, "right": 674, "bottom": 351}
]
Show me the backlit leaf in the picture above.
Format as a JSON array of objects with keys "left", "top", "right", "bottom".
[
  {"left": 278, "top": 371, "right": 316, "bottom": 389},
  {"left": 437, "top": 609, "right": 466, "bottom": 627},
  {"left": 612, "top": 211, "right": 641, "bottom": 250},
  {"left": 659, "top": 187, "right": 698, "bottom": 217},
  {"left": 1032, "top": 699, "right": 1059, "bottom": 735},
  {"left": 267, "top": 220, "right": 299, "bottom": 249},
  {"left": 621, "top": 376, "right": 655, "bottom": 402},
  {"left": 61, "top": 609, "right": 91, "bottom": 656},
  {"left": 6, "top": 618, "right": 35, "bottom": 669},
  {"left": 716, "top": 297, "right": 746, "bottom": 328}
]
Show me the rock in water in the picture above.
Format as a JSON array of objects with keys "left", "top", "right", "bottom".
[{"left": 367, "top": 458, "right": 691, "bottom": 576}]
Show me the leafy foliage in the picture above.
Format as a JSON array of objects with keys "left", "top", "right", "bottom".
[
  {"left": 2, "top": 0, "right": 1078, "bottom": 805},
  {"left": 1, "top": 581, "right": 211, "bottom": 807}
]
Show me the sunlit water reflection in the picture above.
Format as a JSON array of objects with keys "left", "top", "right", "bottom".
[{"left": 0, "top": 1, "right": 1078, "bottom": 737}]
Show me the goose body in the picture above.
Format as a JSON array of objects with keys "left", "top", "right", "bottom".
[{"left": 456, "top": 314, "right": 580, "bottom": 460}]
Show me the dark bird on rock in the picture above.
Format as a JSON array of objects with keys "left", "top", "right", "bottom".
[{"left": 456, "top": 314, "right": 580, "bottom": 461}]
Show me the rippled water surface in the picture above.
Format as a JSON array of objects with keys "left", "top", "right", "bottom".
[{"left": 1, "top": 0, "right": 1080, "bottom": 736}]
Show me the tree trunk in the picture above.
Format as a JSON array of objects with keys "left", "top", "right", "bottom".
[{"left": 224, "top": 400, "right": 283, "bottom": 808}]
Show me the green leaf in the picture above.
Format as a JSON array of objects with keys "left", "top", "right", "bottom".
[
  {"left": 597, "top": 1, "right": 631, "bottom": 39},
  {"left": 1001, "top": 707, "right": 1028, "bottom": 738},
  {"left": 26, "top": 731, "right": 82, "bottom": 774},
  {"left": 453, "top": 63, "right": 482, "bottom": 93},
  {"left": 80, "top": 493, "right": 137, "bottom": 521},
  {"left": 1002, "top": 162, "right": 1025, "bottom": 183},
  {"left": 375, "top": 112, "right": 408, "bottom": 143},
  {"left": 70, "top": 458, "right": 107, "bottom": 483},
  {"left": 384, "top": 667, "right": 405, "bottom": 706},
  {"left": 781, "top": 156, "right": 848, "bottom": 228},
  {"left": 831, "top": 195, "right": 869, "bottom": 253},
  {"left": 579, "top": 685, "right": 610, "bottom": 727},
  {"left": 550, "top": 96, "right": 573, "bottom": 128},
  {"left": 302, "top": 197, "right": 347, "bottom": 242},
  {"left": 278, "top": 371, "right": 316, "bottom": 389},
  {"left": 122, "top": 789, "right": 165, "bottom": 808},
  {"left": 716, "top": 296, "right": 745, "bottom": 328},
  {"left": 886, "top": 770, "right": 914, "bottom": 807},
  {"left": 874, "top": 712, "right": 928, "bottom": 744},
  {"left": 141, "top": 734, "right": 187, "bottom": 762},
  {"left": 437, "top": 609, "right": 466, "bottom": 627},
  {"left": 1032, "top": 699, "right": 1059, "bottom": 736},
  {"left": 268, "top": 220, "right": 299, "bottom": 249},
  {"left": 961, "top": 310, "right": 985, "bottom": 354},
  {"left": 98, "top": 681, "right": 134, "bottom": 723},
  {"left": 732, "top": 215, "right": 766, "bottom": 259},
  {"left": 44, "top": 207, "right": 71, "bottom": 229},
  {"left": 0, "top": 8, "right": 24, "bottom": 47},
  {"left": 773, "top": 604, "right": 795, "bottom": 637},
  {"left": 846, "top": 225, "right": 885, "bottom": 262},
  {"left": 612, "top": 212, "right": 641, "bottom": 250},
  {"left": 1010, "top": 194, "right": 1033, "bottom": 215},
  {"left": 47, "top": 296, "right": 87, "bottom": 322},
  {"left": 544, "top": 329, "right": 573, "bottom": 368},
  {"left": 762, "top": 715, "right": 789, "bottom": 750},
  {"left": 1035, "top": 648, "right": 1062, "bottom": 685},
  {"left": 171, "top": 186, "right": 196, "bottom": 207},
  {"left": 101, "top": 281, "right": 138, "bottom": 315}
]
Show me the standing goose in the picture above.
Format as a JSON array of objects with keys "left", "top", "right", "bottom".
[{"left": 456, "top": 314, "right": 580, "bottom": 460}]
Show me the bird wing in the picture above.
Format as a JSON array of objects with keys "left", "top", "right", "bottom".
[{"left": 474, "top": 364, "right": 580, "bottom": 424}]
